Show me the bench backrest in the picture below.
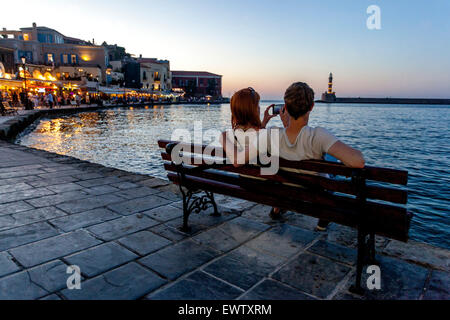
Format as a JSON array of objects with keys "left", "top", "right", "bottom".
[{"left": 158, "top": 139, "right": 412, "bottom": 242}]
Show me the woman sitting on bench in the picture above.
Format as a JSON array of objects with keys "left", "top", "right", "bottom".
[{"left": 221, "top": 83, "right": 365, "bottom": 231}]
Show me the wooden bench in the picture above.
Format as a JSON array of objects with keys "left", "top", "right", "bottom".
[{"left": 158, "top": 139, "right": 412, "bottom": 294}]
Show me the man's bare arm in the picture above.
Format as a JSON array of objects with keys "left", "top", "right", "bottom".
[{"left": 328, "top": 141, "right": 365, "bottom": 168}]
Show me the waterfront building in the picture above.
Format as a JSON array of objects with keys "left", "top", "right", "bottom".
[
  {"left": 172, "top": 71, "right": 222, "bottom": 98},
  {"left": 123, "top": 58, "right": 141, "bottom": 89},
  {"left": 0, "top": 46, "right": 15, "bottom": 74},
  {"left": 0, "top": 23, "right": 108, "bottom": 85},
  {"left": 137, "top": 57, "right": 171, "bottom": 93}
]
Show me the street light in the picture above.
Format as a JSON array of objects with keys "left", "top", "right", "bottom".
[{"left": 21, "top": 56, "right": 32, "bottom": 110}]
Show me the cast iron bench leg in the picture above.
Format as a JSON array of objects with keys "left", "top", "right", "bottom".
[
  {"left": 179, "top": 188, "right": 220, "bottom": 233},
  {"left": 350, "top": 228, "right": 366, "bottom": 295}
]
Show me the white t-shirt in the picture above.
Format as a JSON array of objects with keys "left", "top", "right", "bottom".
[{"left": 268, "top": 126, "right": 338, "bottom": 161}]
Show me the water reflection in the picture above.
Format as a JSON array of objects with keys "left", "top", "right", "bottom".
[{"left": 15, "top": 103, "right": 450, "bottom": 249}]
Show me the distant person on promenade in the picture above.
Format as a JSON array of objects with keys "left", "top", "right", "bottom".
[
  {"left": 46, "top": 92, "right": 54, "bottom": 109},
  {"left": 75, "top": 94, "right": 81, "bottom": 107},
  {"left": 221, "top": 83, "right": 365, "bottom": 231}
]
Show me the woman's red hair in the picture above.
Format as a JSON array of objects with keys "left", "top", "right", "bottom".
[{"left": 230, "top": 88, "right": 261, "bottom": 129}]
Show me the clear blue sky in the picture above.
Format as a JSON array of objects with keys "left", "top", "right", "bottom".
[{"left": 3, "top": 0, "right": 450, "bottom": 99}]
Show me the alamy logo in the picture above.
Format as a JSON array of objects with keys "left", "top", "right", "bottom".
[
  {"left": 367, "top": 5, "right": 382, "bottom": 30},
  {"left": 170, "top": 121, "right": 281, "bottom": 175},
  {"left": 66, "top": 265, "right": 81, "bottom": 290},
  {"left": 366, "top": 265, "right": 381, "bottom": 290}
]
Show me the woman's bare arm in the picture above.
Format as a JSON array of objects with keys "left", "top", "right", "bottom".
[{"left": 327, "top": 141, "right": 365, "bottom": 168}]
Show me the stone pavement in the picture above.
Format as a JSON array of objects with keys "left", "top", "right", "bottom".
[{"left": 0, "top": 140, "right": 449, "bottom": 300}]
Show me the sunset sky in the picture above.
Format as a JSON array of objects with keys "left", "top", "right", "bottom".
[{"left": 2, "top": 0, "right": 449, "bottom": 99}]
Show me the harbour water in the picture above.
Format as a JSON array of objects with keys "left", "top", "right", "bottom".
[{"left": 15, "top": 102, "right": 450, "bottom": 249}]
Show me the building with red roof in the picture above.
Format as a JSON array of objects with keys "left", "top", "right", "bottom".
[{"left": 171, "top": 70, "right": 222, "bottom": 98}]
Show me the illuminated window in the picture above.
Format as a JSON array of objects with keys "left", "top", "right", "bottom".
[
  {"left": 47, "top": 54, "right": 54, "bottom": 63},
  {"left": 71, "top": 55, "right": 77, "bottom": 64},
  {"left": 23, "top": 34, "right": 30, "bottom": 41},
  {"left": 62, "top": 54, "right": 69, "bottom": 64}
]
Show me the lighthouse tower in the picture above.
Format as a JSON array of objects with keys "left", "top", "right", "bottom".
[
  {"left": 328, "top": 73, "right": 334, "bottom": 94},
  {"left": 321, "top": 72, "right": 337, "bottom": 102}
]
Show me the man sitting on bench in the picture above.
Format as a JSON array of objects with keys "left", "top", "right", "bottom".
[
  {"left": 222, "top": 82, "right": 366, "bottom": 230},
  {"left": 270, "top": 82, "right": 366, "bottom": 229}
]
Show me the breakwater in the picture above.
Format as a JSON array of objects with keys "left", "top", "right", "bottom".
[{"left": 316, "top": 97, "right": 450, "bottom": 105}]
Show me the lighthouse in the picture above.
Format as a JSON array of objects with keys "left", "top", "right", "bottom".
[
  {"left": 321, "top": 72, "right": 337, "bottom": 103},
  {"left": 328, "top": 73, "right": 333, "bottom": 94}
]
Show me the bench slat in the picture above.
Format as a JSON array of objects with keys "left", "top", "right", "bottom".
[
  {"left": 167, "top": 172, "right": 411, "bottom": 242},
  {"left": 163, "top": 162, "right": 407, "bottom": 216},
  {"left": 161, "top": 152, "right": 408, "bottom": 204},
  {"left": 158, "top": 139, "right": 408, "bottom": 185}
]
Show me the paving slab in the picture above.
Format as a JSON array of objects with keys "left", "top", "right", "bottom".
[
  {"left": 285, "top": 212, "right": 320, "bottom": 231},
  {"left": 139, "top": 239, "right": 221, "bottom": 280},
  {"left": 423, "top": 270, "right": 450, "bottom": 300},
  {"left": 273, "top": 252, "right": 351, "bottom": 299},
  {"left": 246, "top": 224, "right": 318, "bottom": 259},
  {"left": 87, "top": 214, "right": 159, "bottom": 241},
  {"left": 383, "top": 240, "right": 450, "bottom": 272},
  {"left": 49, "top": 208, "right": 120, "bottom": 232},
  {"left": 110, "top": 181, "right": 140, "bottom": 190},
  {"left": 69, "top": 172, "right": 103, "bottom": 180},
  {"left": 61, "top": 262, "right": 166, "bottom": 300},
  {"left": 118, "top": 230, "right": 172, "bottom": 256},
  {"left": 0, "top": 222, "right": 59, "bottom": 251},
  {"left": 9, "top": 230, "right": 102, "bottom": 267},
  {"left": 107, "top": 195, "right": 172, "bottom": 215},
  {"left": 149, "top": 223, "right": 189, "bottom": 242},
  {"left": 204, "top": 246, "right": 282, "bottom": 290},
  {"left": 137, "top": 178, "right": 170, "bottom": 188},
  {"left": 240, "top": 203, "right": 283, "bottom": 224},
  {"left": 0, "top": 182, "right": 34, "bottom": 195},
  {"left": 193, "top": 225, "right": 246, "bottom": 253},
  {"left": 0, "top": 168, "right": 48, "bottom": 180},
  {"left": 153, "top": 190, "right": 181, "bottom": 201},
  {"left": 27, "top": 176, "right": 79, "bottom": 188},
  {"left": 0, "top": 201, "right": 34, "bottom": 216},
  {"left": 0, "top": 270, "right": 48, "bottom": 300},
  {"left": 0, "top": 187, "right": 55, "bottom": 204},
  {"left": 115, "top": 186, "right": 160, "bottom": 200},
  {"left": 40, "top": 294, "right": 62, "bottom": 300},
  {"left": 38, "top": 169, "right": 86, "bottom": 180},
  {"left": 0, "top": 175, "right": 44, "bottom": 187},
  {"left": 83, "top": 185, "right": 120, "bottom": 196},
  {"left": 307, "top": 240, "right": 357, "bottom": 266},
  {"left": 46, "top": 183, "right": 84, "bottom": 193},
  {"left": 75, "top": 176, "right": 124, "bottom": 188},
  {"left": 26, "top": 190, "right": 91, "bottom": 208},
  {"left": 213, "top": 217, "right": 270, "bottom": 244},
  {"left": 143, "top": 204, "right": 183, "bottom": 222},
  {"left": 0, "top": 164, "right": 43, "bottom": 173},
  {"left": 28, "top": 260, "right": 71, "bottom": 293},
  {"left": 56, "top": 194, "right": 124, "bottom": 214},
  {"left": 148, "top": 271, "right": 243, "bottom": 300},
  {"left": 342, "top": 255, "right": 429, "bottom": 300},
  {"left": 0, "top": 206, "right": 67, "bottom": 231},
  {"left": 239, "top": 279, "right": 315, "bottom": 300},
  {"left": 65, "top": 242, "right": 138, "bottom": 277},
  {"left": 321, "top": 224, "right": 358, "bottom": 248},
  {"left": 0, "top": 251, "right": 20, "bottom": 277}
]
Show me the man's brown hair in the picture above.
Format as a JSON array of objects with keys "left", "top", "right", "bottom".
[{"left": 284, "top": 82, "right": 315, "bottom": 119}]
